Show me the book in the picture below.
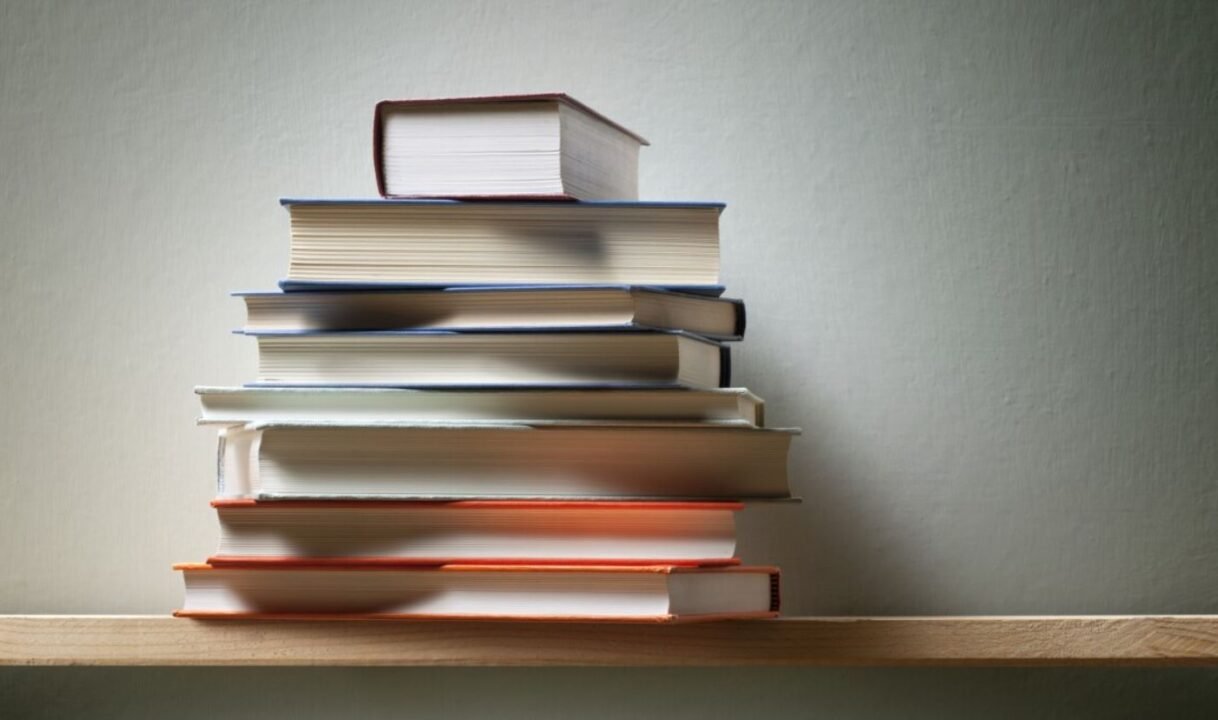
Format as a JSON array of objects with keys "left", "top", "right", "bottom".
[
  {"left": 196, "top": 386, "right": 765, "bottom": 427},
  {"left": 373, "top": 93, "right": 647, "bottom": 200},
  {"left": 175, "top": 563, "right": 780, "bottom": 621},
  {"left": 237, "top": 286, "right": 745, "bottom": 340},
  {"left": 245, "top": 330, "right": 729, "bottom": 389},
  {"left": 207, "top": 499, "right": 740, "bottom": 566},
  {"left": 217, "top": 423, "right": 795, "bottom": 500},
  {"left": 279, "top": 199, "right": 723, "bottom": 291}
]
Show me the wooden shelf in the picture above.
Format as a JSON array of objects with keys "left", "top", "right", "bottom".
[{"left": 2, "top": 615, "right": 1217, "bottom": 667}]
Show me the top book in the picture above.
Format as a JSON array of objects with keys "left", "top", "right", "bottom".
[{"left": 373, "top": 93, "right": 648, "bottom": 201}]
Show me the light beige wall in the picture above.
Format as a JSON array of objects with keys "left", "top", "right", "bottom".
[{"left": 2, "top": 0, "right": 1216, "bottom": 715}]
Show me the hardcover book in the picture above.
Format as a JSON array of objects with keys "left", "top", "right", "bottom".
[
  {"left": 196, "top": 386, "right": 765, "bottom": 427},
  {"left": 244, "top": 330, "right": 729, "bottom": 389},
  {"left": 374, "top": 93, "right": 647, "bottom": 200},
  {"left": 280, "top": 199, "right": 723, "bottom": 291},
  {"left": 207, "top": 499, "right": 741, "bottom": 566},
  {"left": 238, "top": 286, "right": 744, "bottom": 340},
  {"left": 176, "top": 563, "right": 780, "bottom": 622},
  {"left": 217, "top": 422, "right": 795, "bottom": 500}
]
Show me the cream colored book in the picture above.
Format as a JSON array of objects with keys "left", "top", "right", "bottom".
[
  {"left": 195, "top": 387, "right": 765, "bottom": 427},
  {"left": 207, "top": 499, "right": 741, "bottom": 566},
  {"left": 216, "top": 423, "right": 796, "bottom": 500},
  {"left": 279, "top": 199, "right": 723, "bottom": 291},
  {"left": 246, "top": 331, "right": 729, "bottom": 389},
  {"left": 373, "top": 93, "right": 648, "bottom": 201},
  {"left": 176, "top": 564, "right": 780, "bottom": 622},
  {"left": 237, "top": 286, "right": 744, "bottom": 340}
]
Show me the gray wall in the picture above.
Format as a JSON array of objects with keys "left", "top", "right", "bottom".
[{"left": 2, "top": 0, "right": 1216, "bottom": 715}]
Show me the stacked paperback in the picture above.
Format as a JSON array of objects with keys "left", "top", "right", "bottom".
[{"left": 178, "top": 93, "right": 798, "bottom": 622}]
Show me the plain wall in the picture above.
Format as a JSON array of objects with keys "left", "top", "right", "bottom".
[{"left": 2, "top": 0, "right": 1216, "bottom": 715}]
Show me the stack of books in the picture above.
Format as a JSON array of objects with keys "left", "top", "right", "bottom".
[{"left": 177, "top": 94, "right": 797, "bottom": 622}]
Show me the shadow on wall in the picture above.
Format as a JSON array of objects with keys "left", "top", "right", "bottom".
[{"left": 736, "top": 371, "right": 950, "bottom": 617}]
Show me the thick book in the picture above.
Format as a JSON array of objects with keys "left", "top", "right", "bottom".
[
  {"left": 217, "top": 423, "right": 795, "bottom": 500},
  {"left": 373, "top": 93, "right": 648, "bottom": 201},
  {"left": 196, "top": 386, "right": 765, "bottom": 427},
  {"left": 279, "top": 199, "right": 723, "bottom": 291},
  {"left": 175, "top": 563, "right": 780, "bottom": 622},
  {"left": 237, "top": 286, "right": 744, "bottom": 340},
  {"left": 244, "top": 330, "right": 729, "bottom": 389},
  {"left": 207, "top": 499, "right": 740, "bottom": 566}
]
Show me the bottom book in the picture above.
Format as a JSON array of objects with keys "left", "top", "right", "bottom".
[{"left": 175, "top": 563, "right": 780, "bottom": 622}]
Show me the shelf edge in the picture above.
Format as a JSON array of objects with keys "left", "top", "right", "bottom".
[{"left": 2, "top": 615, "right": 1217, "bottom": 667}]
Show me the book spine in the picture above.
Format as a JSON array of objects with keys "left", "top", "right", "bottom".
[
  {"left": 215, "top": 431, "right": 227, "bottom": 496},
  {"left": 216, "top": 426, "right": 260, "bottom": 498},
  {"left": 372, "top": 101, "right": 389, "bottom": 197},
  {"left": 745, "top": 394, "right": 766, "bottom": 428}
]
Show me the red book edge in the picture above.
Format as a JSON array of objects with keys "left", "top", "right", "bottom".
[
  {"left": 172, "top": 610, "right": 778, "bottom": 623},
  {"left": 174, "top": 562, "right": 776, "bottom": 574},
  {"left": 372, "top": 92, "right": 649, "bottom": 198},
  {"left": 211, "top": 498, "right": 744, "bottom": 511},
  {"left": 206, "top": 556, "right": 742, "bottom": 568}
]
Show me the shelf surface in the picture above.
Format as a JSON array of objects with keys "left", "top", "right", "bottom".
[{"left": 2, "top": 615, "right": 1217, "bottom": 667}]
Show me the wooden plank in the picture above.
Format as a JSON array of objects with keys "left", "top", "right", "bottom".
[{"left": 1, "top": 616, "right": 1216, "bottom": 667}]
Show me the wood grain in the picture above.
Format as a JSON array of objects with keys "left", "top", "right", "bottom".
[{"left": 2, "top": 615, "right": 1216, "bottom": 667}]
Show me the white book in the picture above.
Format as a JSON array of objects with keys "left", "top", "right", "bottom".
[
  {"left": 279, "top": 199, "right": 723, "bottom": 290},
  {"left": 374, "top": 93, "right": 647, "bottom": 201},
  {"left": 217, "top": 423, "right": 796, "bottom": 500},
  {"left": 176, "top": 564, "right": 780, "bottom": 621},
  {"left": 246, "top": 331, "right": 728, "bottom": 389},
  {"left": 208, "top": 499, "right": 740, "bottom": 566},
  {"left": 195, "top": 386, "right": 765, "bottom": 427},
  {"left": 237, "top": 286, "right": 744, "bottom": 340}
]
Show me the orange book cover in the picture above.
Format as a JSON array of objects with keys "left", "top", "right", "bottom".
[{"left": 209, "top": 498, "right": 744, "bottom": 511}]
